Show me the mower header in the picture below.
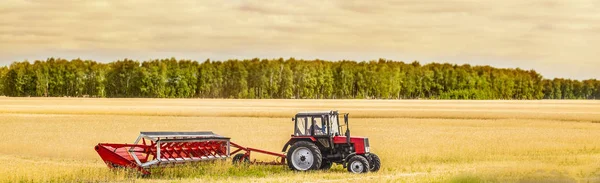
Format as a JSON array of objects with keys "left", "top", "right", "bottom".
[{"left": 95, "top": 131, "right": 286, "bottom": 175}]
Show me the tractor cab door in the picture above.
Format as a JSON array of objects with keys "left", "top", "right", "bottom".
[
  {"left": 311, "top": 115, "right": 328, "bottom": 136},
  {"left": 312, "top": 115, "right": 335, "bottom": 150}
]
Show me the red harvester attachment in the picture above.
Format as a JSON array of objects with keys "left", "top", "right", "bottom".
[{"left": 95, "top": 131, "right": 285, "bottom": 175}]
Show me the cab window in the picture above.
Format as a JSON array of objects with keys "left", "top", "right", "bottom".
[
  {"left": 311, "top": 117, "right": 326, "bottom": 135},
  {"left": 295, "top": 115, "right": 329, "bottom": 136},
  {"left": 295, "top": 117, "right": 308, "bottom": 136}
]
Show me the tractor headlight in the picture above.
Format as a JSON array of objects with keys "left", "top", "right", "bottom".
[{"left": 364, "top": 138, "right": 370, "bottom": 153}]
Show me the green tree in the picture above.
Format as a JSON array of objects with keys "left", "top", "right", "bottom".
[
  {"left": 106, "top": 59, "right": 141, "bottom": 97},
  {"left": 222, "top": 60, "right": 248, "bottom": 98},
  {"left": 0, "top": 66, "right": 7, "bottom": 96},
  {"left": 5, "top": 61, "right": 36, "bottom": 97},
  {"left": 278, "top": 60, "right": 294, "bottom": 98},
  {"left": 1, "top": 57, "right": 599, "bottom": 100}
]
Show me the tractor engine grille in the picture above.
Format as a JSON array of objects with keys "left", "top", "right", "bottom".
[{"left": 364, "top": 138, "right": 370, "bottom": 153}]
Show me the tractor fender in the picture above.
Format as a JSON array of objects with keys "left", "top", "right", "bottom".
[
  {"left": 342, "top": 152, "right": 358, "bottom": 168},
  {"left": 281, "top": 141, "right": 291, "bottom": 152},
  {"left": 281, "top": 136, "right": 317, "bottom": 152}
]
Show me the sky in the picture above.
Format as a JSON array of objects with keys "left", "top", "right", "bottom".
[{"left": 1, "top": 0, "right": 599, "bottom": 79}]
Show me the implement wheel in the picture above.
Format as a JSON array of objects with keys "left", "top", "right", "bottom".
[
  {"left": 287, "top": 141, "right": 322, "bottom": 171},
  {"left": 232, "top": 153, "right": 250, "bottom": 164}
]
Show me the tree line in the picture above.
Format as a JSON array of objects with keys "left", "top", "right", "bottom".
[{"left": 0, "top": 58, "right": 598, "bottom": 99}]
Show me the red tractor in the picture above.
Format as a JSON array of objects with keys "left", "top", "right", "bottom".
[{"left": 282, "top": 111, "right": 381, "bottom": 173}]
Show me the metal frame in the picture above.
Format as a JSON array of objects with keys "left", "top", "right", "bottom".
[{"left": 229, "top": 142, "right": 286, "bottom": 165}]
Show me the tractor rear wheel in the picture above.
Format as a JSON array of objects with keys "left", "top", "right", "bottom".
[
  {"left": 368, "top": 153, "right": 381, "bottom": 172},
  {"left": 320, "top": 161, "right": 333, "bottom": 170},
  {"left": 232, "top": 153, "right": 250, "bottom": 164},
  {"left": 347, "top": 155, "right": 369, "bottom": 173},
  {"left": 287, "top": 141, "right": 322, "bottom": 171}
]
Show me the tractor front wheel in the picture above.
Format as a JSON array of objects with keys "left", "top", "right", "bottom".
[
  {"left": 368, "top": 153, "right": 381, "bottom": 172},
  {"left": 287, "top": 141, "right": 322, "bottom": 171},
  {"left": 347, "top": 155, "right": 369, "bottom": 173}
]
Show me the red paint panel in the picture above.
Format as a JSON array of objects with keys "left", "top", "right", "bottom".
[{"left": 332, "top": 136, "right": 368, "bottom": 154}]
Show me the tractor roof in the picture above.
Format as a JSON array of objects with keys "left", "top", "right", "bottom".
[
  {"left": 139, "top": 131, "right": 226, "bottom": 138},
  {"left": 296, "top": 110, "right": 338, "bottom": 116}
]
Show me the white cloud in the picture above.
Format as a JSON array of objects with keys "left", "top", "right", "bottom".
[{"left": 0, "top": 0, "right": 599, "bottom": 79}]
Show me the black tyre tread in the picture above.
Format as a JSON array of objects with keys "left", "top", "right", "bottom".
[
  {"left": 320, "top": 161, "right": 333, "bottom": 170},
  {"left": 347, "top": 155, "right": 370, "bottom": 173},
  {"left": 232, "top": 153, "right": 250, "bottom": 164},
  {"left": 368, "top": 153, "right": 381, "bottom": 172},
  {"left": 286, "top": 141, "right": 323, "bottom": 171}
]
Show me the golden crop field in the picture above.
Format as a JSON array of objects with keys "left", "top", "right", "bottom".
[{"left": 1, "top": 97, "right": 600, "bottom": 182}]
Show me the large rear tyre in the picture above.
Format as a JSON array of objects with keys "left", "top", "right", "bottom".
[
  {"left": 286, "top": 141, "right": 322, "bottom": 171},
  {"left": 347, "top": 155, "right": 370, "bottom": 173},
  {"left": 368, "top": 153, "right": 381, "bottom": 172}
]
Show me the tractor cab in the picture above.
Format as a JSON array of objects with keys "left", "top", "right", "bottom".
[
  {"left": 292, "top": 111, "right": 342, "bottom": 137},
  {"left": 282, "top": 110, "right": 381, "bottom": 173}
]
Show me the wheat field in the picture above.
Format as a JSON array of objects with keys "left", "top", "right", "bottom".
[{"left": 1, "top": 97, "right": 600, "bottom": 182}]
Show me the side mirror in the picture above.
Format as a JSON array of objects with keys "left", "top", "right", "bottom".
[{"left": 291, "top": 118, "right": 295, "bottom": 121}]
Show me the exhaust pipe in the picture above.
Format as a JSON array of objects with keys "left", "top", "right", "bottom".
[{"left": 344, "top": 113, "right": 351, "bottom": 145}]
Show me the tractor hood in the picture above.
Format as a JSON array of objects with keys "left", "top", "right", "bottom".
[{"left": 333, "top": 136, "right": 370, "bottom": 154}]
